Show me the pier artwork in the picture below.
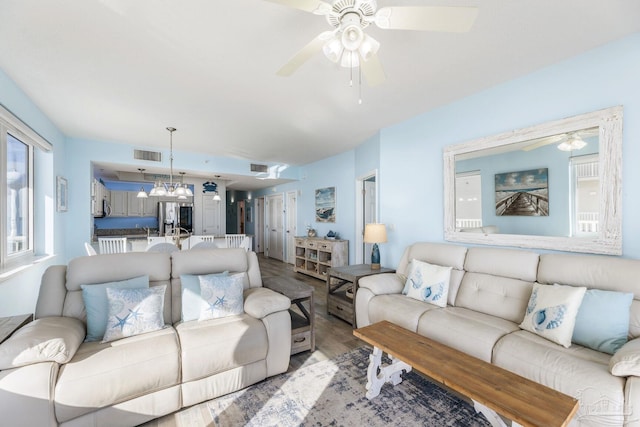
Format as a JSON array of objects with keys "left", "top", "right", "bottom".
[{"left": 495, "top": 168, "right": 549, "bottom": 216}]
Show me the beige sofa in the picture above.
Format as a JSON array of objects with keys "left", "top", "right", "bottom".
[
  {"left": 0, "top": 248, "right": 292, "bottom": 426},
  {"left": 356, "top": 242, "right": 640, "bottom": 427}
]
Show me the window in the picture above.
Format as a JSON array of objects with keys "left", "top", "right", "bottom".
[
  {"left": 571, "top": 154, "right": 599, "bottom": 236},
  {"left": 1, "top": 105, "right": 50, "bottom": 270}
]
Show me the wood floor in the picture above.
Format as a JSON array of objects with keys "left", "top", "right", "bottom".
[{"left": 141, "top": 254, "right": 363, "bottom": 427}]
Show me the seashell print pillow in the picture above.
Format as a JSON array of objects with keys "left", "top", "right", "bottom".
[
  {"left": 519, "top": 282, "right": 586, "bottom": 348},
  {"left": 402, "top": 259, "right": 452, "bottom": 308}
]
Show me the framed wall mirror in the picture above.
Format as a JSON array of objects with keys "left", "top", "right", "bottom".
[{"left": 443, "top": 106, "right": 623, "bottom": 255}]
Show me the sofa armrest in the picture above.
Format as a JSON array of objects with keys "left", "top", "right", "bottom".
[
  {"left": 244, "top": 288, "right": 291, "bottom": 319},
  {"left": 359, "top": 273, "right": 405, "bottom": 296},
  {"left": 610, "top": 338, "right": 640, "bottom": 376},
  {"left": 0, "top": 317, "right": 85, "bottom": 370}
]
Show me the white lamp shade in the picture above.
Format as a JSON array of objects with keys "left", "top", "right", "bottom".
[{"left": 363, "top": 223, "right": 387, "bottom": 244}]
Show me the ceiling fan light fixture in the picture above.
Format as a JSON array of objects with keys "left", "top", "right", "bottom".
[
  {"left": 358, "top": 34, "right": 379, "bottom": 61},
  {"left": 557, "top": 134, "right": 587, "bottom": 151},
  {"left": 322, "top": 37, "right": 344, "bottom": 63},
  {"left": 340, "top": 50, "right": 360, "bottom": 68},
  {"left": 341, "top": 24, "right": 363, "bottom": 51}
]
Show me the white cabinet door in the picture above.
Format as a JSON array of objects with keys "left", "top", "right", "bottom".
[
  {"left": 127, "top": 192, "right": 143, "bottom": 216},
  {"left": 142, "top": 198, "right": 158, "bottom": 217},
  {"left": 110, "top": 191, "right": 128, "bottom": 216}
]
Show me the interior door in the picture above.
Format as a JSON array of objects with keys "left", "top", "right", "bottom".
[
  {"left": 255, "top": 197, "right": 264, "bottom": 253},
  {"left": 286, "top": 191, "right": 297, "bottom": 264},
  {"left": 266, "top": 194, "right": 284, "bottom": 261},
  {"left": 202, "top": 196, "right": 221, "bottom": 236}
]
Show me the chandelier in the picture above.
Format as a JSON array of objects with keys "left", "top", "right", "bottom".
[{"left": 139, "top": 127, "right": 194, "bottom": 199}]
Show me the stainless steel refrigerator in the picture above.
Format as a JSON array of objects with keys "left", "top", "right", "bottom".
[{"left": 157, "top": 201, "right": 193, "bottom": 236}]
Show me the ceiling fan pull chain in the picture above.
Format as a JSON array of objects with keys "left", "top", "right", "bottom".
[
  {"left": 349, "top": 52, "right": 354, "bottom": 87},
  {"left": 358, "top": 64, "right": 363, "bottom": 105}
]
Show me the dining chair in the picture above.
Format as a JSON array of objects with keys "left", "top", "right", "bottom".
[
  {"left": 225, "top": 234, "right": 246, "bottom": 249},
  {"left": 84, "top": 242, "right": 97, "bottom": 256},
  {"left": 98, "top": 237, "right": 128, "bottom": 254}
]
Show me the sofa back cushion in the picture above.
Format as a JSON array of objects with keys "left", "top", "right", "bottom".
[
  {"left": 396, "top": 242, "right": 467, "bottom": 306},
  {"left": 538, "top": 253, "right": 640, "bottom": 339},
  {"left": 170, "top": 248, "right": 262, "bottom": 324},
  {"left": 455, "top": 247, "right": 539, "bottom": 323},
  {"left": 61, "top": 252, "right": 172, "bottom": 325}
]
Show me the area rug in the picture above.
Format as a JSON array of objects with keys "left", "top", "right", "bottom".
[{"left": 208, "top": 347, "right": 491, "bottom": 426}]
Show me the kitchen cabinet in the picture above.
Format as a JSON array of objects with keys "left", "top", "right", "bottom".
[
  {"left": 127, "top": 192, "right": 158, "bottom": 217},
  {"left": 110, "top": 191, "right": 128, "bottom": 216},
  {"left": 92, "top": 179, "right": 109, "bottom": 217}
]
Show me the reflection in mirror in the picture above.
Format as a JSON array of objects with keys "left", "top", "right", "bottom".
[{"left": 444, "top": 106, "right": 622, "bottom": 255}]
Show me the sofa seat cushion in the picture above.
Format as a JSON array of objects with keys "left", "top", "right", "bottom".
[
  {"left": 368, "top": 294, "right": 439, "bottom": 332},
  {"left": 417, "top": 307, "right": 519, "bottom": 362},
  {"left": 493, "top": 330, "right": 625, "bottom": 424},
  {"left": 54, "top": 327, "right": 180, "bottom": 423},
  {"left": 177, "top": 314, "right": 268, "bottom": 383}
]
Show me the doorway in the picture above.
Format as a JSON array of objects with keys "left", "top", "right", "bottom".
[
  {"left": 355, "top": 171, "right": 378, "bottom": 264},
  {"left": 265, "top": 193, "right": 284, "bottom": 261},
  {"left": 201, "top": 195, "right": 221, "bottom": 236},
  {"left": 255, "top": 197, "right": 264, "bottom": 253},
  {"left": 286, "top": 191, "right": 298, "bottom": 264}
]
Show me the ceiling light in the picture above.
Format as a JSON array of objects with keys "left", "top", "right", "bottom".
[
  {"left": 136, "top": 168, "right": 148, "bottom": 199},
  {"left": 557, "top": 133, "right": 587, "bottom": 151},
  {"left": 149, "top": 127, "right": 192, "bottom": 198}
]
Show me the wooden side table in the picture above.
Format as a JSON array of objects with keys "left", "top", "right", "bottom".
[
  {"left": 263, "top": 277, "right": 315, "bottom": 355},
  {"left": 326, "top": 264, "right": 395, "bottom": 327},
  {"left": 0, "top": 313, "right": 33, "bottom": 344}
]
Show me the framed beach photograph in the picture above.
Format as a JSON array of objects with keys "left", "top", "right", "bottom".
[
  {"left": 315, "top": 186, "right": 336, "bottom": 223},
  {"left": 495, "top": 168, "right": 548, "bottom": 216},
  {"left": 57, "top": 176, "right": 68, "bottom": 212}
]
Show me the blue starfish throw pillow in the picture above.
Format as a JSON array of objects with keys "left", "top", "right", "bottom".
[
  {"left": 519, "top": 283, "right": 586, "bottom": 348},
  {"left": 102, "top": 285, "right": 166, "bottom": 343},
  {"left": 198, "top": 273, "right": 244, "bottom": 321}
]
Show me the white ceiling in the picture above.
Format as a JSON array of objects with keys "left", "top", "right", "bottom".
[{"left": 1, "top": 0, "right": 639, "bottom": 188}]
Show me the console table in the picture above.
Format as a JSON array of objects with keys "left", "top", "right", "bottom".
[
  {"left": 263, "top": 276, "right": 315, "bottom": 355},
  {"left": 293, "top": 237, "right": 348, "bottom": 280},
  {"left": 326, "top": 264, "right": 394, "bottom": 327},
  {"left": 0, "top": 313, "right": 33, "bottom": 344}
]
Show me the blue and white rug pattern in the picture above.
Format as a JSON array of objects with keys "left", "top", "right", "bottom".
[{"left": 208, "top": 347, "right": 490, "bottom": 426}]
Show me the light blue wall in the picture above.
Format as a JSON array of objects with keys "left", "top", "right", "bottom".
[
  {"left": 2, "top": 32, "right": 639, "bottom": 316},
  {"left": 0, "top": 69, "right": 66, "bottom": 316},
  {"left": 379, "top": 33, "right": 640, "bottom": 267}
]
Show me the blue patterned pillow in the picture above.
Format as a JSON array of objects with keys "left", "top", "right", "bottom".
[
  {"left": 572, "top": 289, "right": 633, "bottom": 354},
  {"left": 81, "top": 275, "right": 149, "bottom": 342},
  {"left": 519, "top": 283, "right": 586, "bottom": 348},
  {"left": 180, "top": 271, "right": 229, "bottom": 322},
  {"left": 102, "top": 285, "right": 166, "bottom": 343},
  {"left": 198, "top": 274, "right": 244, "bottom": 321},
  {"left": 402, "top": 259, "right": 451, "bottom": 308}
]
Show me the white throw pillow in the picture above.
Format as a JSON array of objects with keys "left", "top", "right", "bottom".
[
  {"left": 519, "top": 283, "right": 586, "bottom": 348},
  {"left": 198, "top": 273, "right": 245, "bottom": 321},
  {"left": 402, "top": 259, "right": 451, "bottom": 308},
  {"left": 102, "top": 285, "right": 166, "bottom": 343}
]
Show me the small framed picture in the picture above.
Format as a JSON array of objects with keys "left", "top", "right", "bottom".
[{"left": 57, "top": 176, "right": 68, "bottom": 212}]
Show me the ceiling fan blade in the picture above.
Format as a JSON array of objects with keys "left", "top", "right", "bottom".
[
  {"left": 360, "top": 52, "right": 385, "bottom": 86},
  {"left": 521, "top": 134, "right": 566, "bottom": 152},
  {"left": 375, "top": 6, "right": 479, "bottom": 32},
  {"left": 262, "top": 0, "right": 332, "bottom": 15},
  {"left": 276, "top": 31, "right": 334, "bottom": 77}
]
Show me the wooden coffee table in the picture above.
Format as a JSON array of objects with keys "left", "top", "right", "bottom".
[{"left": 354, "top": 321, "right": 578, "bottom": 427}]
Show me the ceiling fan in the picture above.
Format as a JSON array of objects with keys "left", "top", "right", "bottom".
[
  {"left": 265, "top": 0, "right": 479, "bottom": 86},
  {"left": 521, "top": 127, "right": 599, "bottom": 152}
]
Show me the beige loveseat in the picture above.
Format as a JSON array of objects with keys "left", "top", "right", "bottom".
[
  {"left": 356, "top": 242, "right": 640, "bottom": 427},
  {"left": 0, "top": 248, "right": 292, "bottom": 426}
]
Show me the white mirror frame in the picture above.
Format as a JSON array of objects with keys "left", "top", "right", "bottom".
[{"left": 444, "top": 106, "right": 623, "bottom": 255}]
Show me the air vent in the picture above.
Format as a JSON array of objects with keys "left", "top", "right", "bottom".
[
  {"left": 250, "top": 163, "right": 269, "bottom": 173},
  {"left": 134, "top": 149, "right": 162, "bottom": 162}
]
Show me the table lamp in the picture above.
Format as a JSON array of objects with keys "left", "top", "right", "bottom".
[{"left": 363, "top": 223, "right": 387, "bottom": 270}]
